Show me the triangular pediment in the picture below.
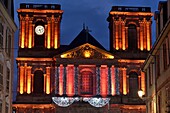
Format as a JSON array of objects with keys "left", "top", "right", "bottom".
[{"left": 56, "top": 43, "right": 114, "bottom": 59}]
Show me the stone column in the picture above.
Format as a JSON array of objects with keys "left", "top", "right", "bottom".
[
  {"left": 47, "top": 17, "right": 51, "bottom": 49},
  {"left": 122, "top": 68, "right": 127, "bottom": 95},
  {"left": 74, "top": 65, "right": 79, "bottom": 95},
  {"left": 115, "top": 68, "right": 120, "bottom": 95},
  {"left": 55, "top": 66, "right": 59, "bottom": 94},
  {"left": 28, "top": 17, "right": 33, "bottom": 48},
  {"left": 96, "top": 65, "right": 100, "bottom": 95},
  {"left": 63, "top": 65, "right": 67, "bottom": 95},
  {"left": 27, "top": 66, "right": 32, "bottom": 94},
  {"left": 108, "top": 65, "right": 112, "bottom": 96}
]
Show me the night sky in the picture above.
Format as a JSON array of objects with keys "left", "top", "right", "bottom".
[{"left": 13, "top": 0, "right": 163, "bottom": 97}]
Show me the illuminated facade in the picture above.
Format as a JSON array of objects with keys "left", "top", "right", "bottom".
[
  {"left": 0, "top": 0, "right": 17, "bottom": 113},
  {"left": 13, "top": 4, "right": 152, "bottom": 113}
]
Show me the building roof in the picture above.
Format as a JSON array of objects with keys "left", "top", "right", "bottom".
[{"left": 69, "top": 28, "right": 106, "bottom": 50}]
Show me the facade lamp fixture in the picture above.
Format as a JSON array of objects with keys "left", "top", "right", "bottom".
[
  {"left": 138, "top": 89, "right": 144, "bottom": 98},
  {"left": 138, "top": 89, "right": 150, "bottom": 101}
]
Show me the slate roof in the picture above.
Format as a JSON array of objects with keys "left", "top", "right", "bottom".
[{"left": 69, "top": 28, "right": 106, "bottom": 50}]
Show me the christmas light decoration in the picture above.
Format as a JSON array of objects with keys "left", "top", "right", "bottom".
[{"left": 52, "top": 97, "right": 75, "bottom": 107}]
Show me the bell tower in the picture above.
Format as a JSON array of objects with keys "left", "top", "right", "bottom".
[
  {"left": 107, "top": 6, "right": 153, "bottom": 59},
  {"left": 14, "top": 4, "right": 63, "bottom": 113},
  {"left": 18, "top": 3, "right": 62, "bottom": 49}
]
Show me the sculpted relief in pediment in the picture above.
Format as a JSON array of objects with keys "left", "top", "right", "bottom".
[{"left": 60, "top": 45, "right": 114, "bottom": 59}]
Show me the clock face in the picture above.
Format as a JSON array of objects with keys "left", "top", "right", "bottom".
[{"left": 35, "top": 25, "right": 44, "bottom": 35}]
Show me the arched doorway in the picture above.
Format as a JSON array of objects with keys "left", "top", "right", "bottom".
[{"left": 33, "top": 70, "right": 44, "bottom": 94}]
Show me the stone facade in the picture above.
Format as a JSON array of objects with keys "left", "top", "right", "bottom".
[
  {"left": 13, "top": 3, "right": 152, "bottom": 113},
  {"left": 0, "top": 0, "right": 17, "bottom": 113},
  {"left": 143, "top": 0, "right": 170, "bottom": 113}
]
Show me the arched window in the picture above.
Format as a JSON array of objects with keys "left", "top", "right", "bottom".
[
  {"left": 129, "top": 71, "right": 138, "bottom": 97},
  {"left": 128, "top": 24, "right": 137, "bottom": 51},
  {"left": 80, "top": 71, "right": 93, "bottom": 95},
  {"left": 34, "top": 21, "right": 45, "bottom": 48},
  {"left": 33, "top": 70, "right": 44, "bottom": 94}
]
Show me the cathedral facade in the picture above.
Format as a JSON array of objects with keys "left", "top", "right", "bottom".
[{"left": 13, "top": 3, "right": 152, "bottom": 113}]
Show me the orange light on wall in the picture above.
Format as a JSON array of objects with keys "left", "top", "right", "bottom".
[
  {"left": 100, "top": 66, "right": 108, "bottom": 96},
  {"left": 27, "top": 67, "right": 32, "bottom": 94},
  {"left": 125, "top": 27, "right": 128, "bottom": 49},
  {"left": 146, "top": 22, "right": 151, "bottom": 51},
  {"left": 19, "top": 66, "right": 24, "bottom": 94},
  {"left": 32, "top": 25, "right": 35, "bottom": 47},
  {"left": 25, "top": 15, "right": 29, "bottom": 48},
  {"left": 44, "top": 74, "right": 46, "bottom": 93},
  {"left": 115, "top": 23, "right": 119, "bottom": 50},
  {"left": 122, "top": 22, "right": 126, "bottom": 50},
  {"left": 46, "top": 67, "right": 50, "bottom": 94},
  {"left": 47, "top": 21, "right": 51, "bottom": 49},
  {"left": 140, "top": 23, "right": 144, "bottom": 51},
  {"left": 122, "top": 68, "right": 127, "bottom": 95},
  {"left": 59, "top": 65, "right": 63, "bottom": 95},
  {"left": 84, "top": 50, "right": 91, "bottom": 58},
  {"left": 141, "top": 71, "right": 145, "bottom": 95},
  {"left": 24, "top": 64, "right": 27, "bottom": 93},
  {"left": 137, "top": 27, "right": 140, "bottom": 49},
  {"left": 21, "top": 20, "right": 25, "bottom": 48},
  {"left": 143, "top": 19, "right": 147, "bottom": 50},
  {"left": 111, "top": 66, "right": 116, "bottom": 95},
  {"left": 67, "top": 65, "right": 74, "bottom": 96},
  {"left": 118, "top": 21, "right": 122, "bottom": 49},
  {"left": 28, "top": 21, "right": 32, "bottom": 48},
  {"left": 51, "top": 16, "right": 54, "bottom": 48},
  {"left": 54, "top": 22, "right": 58, "bottom": 49}
]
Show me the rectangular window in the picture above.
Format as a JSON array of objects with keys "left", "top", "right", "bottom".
[
  {"left": 156, "top": 54, "right": 160, "bottom": 77},
  {"left": 149, "top": 64, "right": 153, "bottom": 86},
  {"left": 168, "top": 33, "right": 170, "bottom": 65},
  {"left": 0, "top": 64, "right": 3, "bottom": 91},
  {"left": 5, "top": 29, "right": 12, "bottom": 57},
  {"left": 6, "top": 68, "right": 10, "bottom": 93},
  {"left": 163, "top": 43, "right": 168, "bottom": 70},
  {"left": 0, "top": 23, "right": 3, "bottom": 48}
]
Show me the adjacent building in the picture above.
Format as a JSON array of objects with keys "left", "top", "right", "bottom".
[
  {"left": 142, "top": 0, "right": 170, "bottom": 113},
  {"left": 0, "top": 0, "right": 17, "bottom": 113},
  {"left": 13, "top": 3, "right": 152, "bottom": 113}
]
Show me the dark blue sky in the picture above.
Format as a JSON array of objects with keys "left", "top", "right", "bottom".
[{"left": 13, "top": 0, "right": 163, "bottom": 97}]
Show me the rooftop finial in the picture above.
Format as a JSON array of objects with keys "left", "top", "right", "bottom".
[{"left": 83, "top": 23, "right": 85, "bottom": 29}]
